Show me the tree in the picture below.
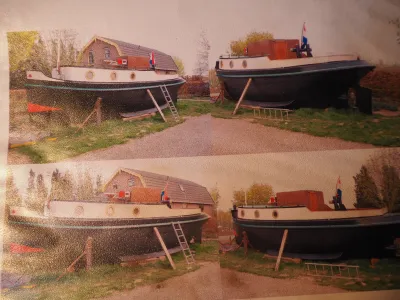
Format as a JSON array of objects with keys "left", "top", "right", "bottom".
[
  {"left": 217, "top": 210, "right": 233, "bottom": 230},
  {"left": 49, "top": 169, "right": 62, "bottom": 200},
  {"left": 232, "top": 189, "right": 246, "bottom": 206},
  {"left": 193, "top": 30, "right": 210, "bottom": 76},
  {"left": 96, "top": 174, "right": 103, "bottom": 195},
  {"left": 5, "top": 169, "right": 22, "bottom": 207},
  {"left": 46, "top": 29, "right": 80, "bottom": 67},
  {"left": 381, "top": 165, "right": 400, "bottom": 213},
  {"left": 389, "top": 18, "right": 400, "bottom": 44},
  {"left": 7, "top": 31, "right": 39, "bottom": 73},
  {"left": 32, "top": 174, "right": 48, "bottom": 211},
  {"left": 230, "top": 31, "right": 274, "bottom": 56},
  {"left": 77, "top": 170, "right": 94, "bottom": 200},
  {"left": 60, "top": 171, "right": 74, "bottom": 200},
  {"left": 173, "top": 56, "right": 185, "bottom": 76},
  {"left": 232, "top": 183, "right": 274, "bottom": 206},
  {"left": 26, "top": 169, "right": 36, "bottom": 205},
  {"left": 27, "top": 36, "right": 51, "bottom": 76},
  {"left": 209, "top": 185, "right": 221, "bottom": 218},
  {"left": 353, "top": 165, "right": 382, "bottom": 209}
]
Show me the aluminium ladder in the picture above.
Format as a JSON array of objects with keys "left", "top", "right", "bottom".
[
  {"left": 172, "top": 222, "right": 195, "bottom": 265},
  {"left": 160, "top": 85, "right": 180, "bottom": 122}
]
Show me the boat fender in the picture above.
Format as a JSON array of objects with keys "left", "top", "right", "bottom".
[
  {"left": 133, "top": 207, "right": 140, "bottom": 216},
  {"left": 106, "top": 205, "right": 115, "bottom": 217}
]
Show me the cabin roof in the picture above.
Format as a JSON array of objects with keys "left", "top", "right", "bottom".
[
  {"left": 82, "top": 35, "right": 178, "bottom": 71},
  {"left": 105, "top": 168, "right": 215, "bottom": 205}
]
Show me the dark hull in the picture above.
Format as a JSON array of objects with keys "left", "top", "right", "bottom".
[
  {"left": 25, "top": 78, "right": 185, "bottom": 114},
  {"left": 7, "top": 213, "right": 208, "bottom": 262},
  {"left": 216, "top": 60, "right": 375, "bottom": 109},
  {"left": 232, "top": 213, "right": 400, "bottom": 259}
]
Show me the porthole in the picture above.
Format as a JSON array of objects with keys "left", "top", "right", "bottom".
[
  {"left": 242, "top": 60, "right": 247, "bottom": 68},
  {"left": 86, "top": 70, "right": 95, "bottom": 80},
  {"left": 133, "top": 207, "right": 140, "bottom": 215},
  {"left": 110, "top": 71, "right": 117, "bottom": 80},
  {"left": 106, "top": 205, "right": 115, "bottom": 217},
  {"left": 229, "top": 61, "right": 234, "bottom": 68},
  {"left": 75, "top": 206, "right": 84, "bottom": 216},
  {"left": 130, "top": 72, "right": 136, "bottom": 80},
  {"left": 220, "top": 60, "right": 224, "bottom": 68},
  {"left": 240, "top": 210, "right": 245, "bottom": 217},
  {"left": 254, "top": 210, "right": 260, "bottom": 218},
  {"left": 272, "top": 210, "right": 278, "bottom": 219}
]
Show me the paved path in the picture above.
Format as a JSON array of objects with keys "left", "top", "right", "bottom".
[
  {"left": 220, "top": 268, "right": 344, "bottom": 299},
  {"left": 103, "top": 262, "right": 223, "bottom": 300},
  {"left": 67, "top": 115, "right": 374, "bottom": 162}
]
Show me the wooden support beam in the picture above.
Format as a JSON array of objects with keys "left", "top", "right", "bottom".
[
  {"left": 233, "top": 78, "right": 252, "bottom": 115},
  {"left": 95, "top": 98, "right": 102, "bottom": 125},
  {"left": 147, "top": 89, "right": 167, "bottom": 122},
  {"left": 85, "top": 237, "right": 93, "bottom": 271},
  {"left": 153, "top": 227, "right": 176, "bottom": 270},
  {"left": 275, "top": 229, "right": 288, "bottom": 271}
]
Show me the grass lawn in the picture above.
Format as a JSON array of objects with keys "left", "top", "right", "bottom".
[
  {"left": 219, "top": 247, "right": 400, "bottom": 292},
  {"left": 1, "top": 240, "right": 219, "bottom": 300},
  {"left": 9, "top": 96, "right": 400, "bottom": 163}
]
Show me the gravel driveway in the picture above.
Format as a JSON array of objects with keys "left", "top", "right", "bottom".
[
  {"left": 67, "top": 115, "right": 374, "bottom": 162},
  {"left": 101, "top": 262, "right": 344, "bottom": 300}
]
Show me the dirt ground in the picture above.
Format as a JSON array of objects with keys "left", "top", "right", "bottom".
[
  {"left": 101, "top": 262, "right": 344, "bottom": 300},
  {"left": 61, "top": 115, "right": 373, "bottom": 163}
]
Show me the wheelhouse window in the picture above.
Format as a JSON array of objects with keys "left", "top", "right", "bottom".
[
  {"left": 104, "top": 47, "right": 110, "bottom": 59},
  {"left": 113, "top": 183, "right": 118, "bottom": 190},
  {"left": 89, "top": 50, "right": 94, "bottom": 64}
]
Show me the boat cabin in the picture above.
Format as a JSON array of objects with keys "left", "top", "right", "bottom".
[
  {"left": 247, "top": 39, "right": 313, "bottom": 60},
  {"left": 273, "top": 190, "right": 333, "bottom": 211}
]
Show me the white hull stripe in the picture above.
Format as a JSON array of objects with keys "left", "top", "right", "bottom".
[
  {"left": 218, "top": 65, "right": 369, "bottom": 78},
  {"left": 10, "top": 215, "right": 209, "bottom": 230},
  {"left": 25, "top": 80, "right": 185, "bottom": 92},
  {"left": 234, "top": 219, "right": 400, "bottom": 229}
]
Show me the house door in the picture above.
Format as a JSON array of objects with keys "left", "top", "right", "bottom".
[{"left": 309, "top": 192, "right": 318, "bottom": 211}]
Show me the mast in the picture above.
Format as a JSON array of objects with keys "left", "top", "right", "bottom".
[{"left": 56, "top": 36, "right": 61, "bottom": 73}]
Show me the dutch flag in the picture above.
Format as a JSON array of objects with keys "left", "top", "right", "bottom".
[
  {"left": 149, "top": 52, "right": 156, "bottom": 67},
  {"left": 301, "top": 22, "right": 308, "bottom": 48}
]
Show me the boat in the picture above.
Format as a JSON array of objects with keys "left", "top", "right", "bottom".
[
  {"left": 231, "top": 190, "right": 400, "bottom": 259},
  {"left": 25, "top": 36, "right": 186, "bottom": 115},
  {"left": 6, "top": 190, "right": 209, "bottom": 262},
  {"left": 215, "top": 37, "right": 376, "bottom": 110}
]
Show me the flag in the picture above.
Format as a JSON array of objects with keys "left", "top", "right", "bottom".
[
  {"left": 149, "top": 52, "right": 155, "bottom": 66},
  {"left": 301, "top": 22, "right": 308, "bottom": 47},
  {"left": 163, "top": 180, "right": 169, "bottom": 200},
  {"left": 336, "top": 176, "right": 341, "bottom": 190}
]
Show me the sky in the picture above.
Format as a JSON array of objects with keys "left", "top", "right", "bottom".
[
  {"left": 7, "top": 148, "right": 389, "bottom": 211},
  {"left": 0, "top": 0, "right": 399, "bottom": 77}
]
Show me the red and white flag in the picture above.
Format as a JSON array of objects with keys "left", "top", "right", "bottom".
[
  {"left": 336, "top": 176, "right": 341, "bottom": 190},
  {"left": 149, "top": 52, "right": 156, "bottom": 66}
]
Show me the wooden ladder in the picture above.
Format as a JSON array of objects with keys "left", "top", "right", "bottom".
[
  {"left": 160, "top": 85, "right": 180, "bottom": 122},
  {"left": 172, "top": 222, "right": 195, "bottom": 265}
]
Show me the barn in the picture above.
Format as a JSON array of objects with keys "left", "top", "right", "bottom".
[
  {"left": 103, "top": 168, "right": 217, "bottom": 233},
  {"left": 79, "top": 35, "right": 178, "bottom": 72}
]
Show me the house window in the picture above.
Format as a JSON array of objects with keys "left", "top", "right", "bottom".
[
  {"left": 128, "top": 177, "right": 135, "bottom": 187},
  {"left": 199, "top": 204, "right": 204, "bottom": 212},
  {"left": 104, "top": 47, "right": 110, "bottom": 59},
  {"left": 89, "top": 50, "right": 94, "bottom": 64},
  {"left": 179, "top": 184, "right": 184, "bottom": 191},
  {"left": 113, "top": 183, "right": 118, "bottom": 190}
]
